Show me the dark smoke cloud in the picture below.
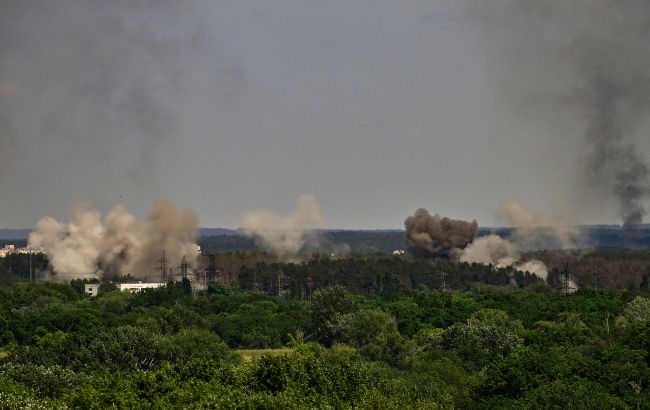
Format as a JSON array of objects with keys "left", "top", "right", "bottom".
[
  {"left": 0, "top": 1, "right": 243, "bottom": 218},
  {"left": 583, "top": 76, "right": 650, "bottom": 226},
  {"left": 470, "top": 0, "right": 650, "bottom": 227},
  {"left": 404, "top": 208, "right": 478, "bottom": 258}
]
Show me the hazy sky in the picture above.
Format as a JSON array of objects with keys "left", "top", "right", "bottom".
[{"left": 1, "top": 0, "right": 648, "bottom": 229}]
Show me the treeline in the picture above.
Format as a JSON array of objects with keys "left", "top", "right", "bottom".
[
  {"left": 0, "top": 253, "right": 49, "bottom": 285},
  {"left": 528, "top": 249, "right": 650, "bottom": 291},
  {"left": 211, "top": 250, "right": 650, "bottom": 294},
  {"left": 0, "top": 282, "right": 650, "bottom": 407},
  {"left": 237, "top": 256, "right": 546, "bottom": 297},
  {"left": 3, "top": 245, "right": 650, "bottom": 293}
]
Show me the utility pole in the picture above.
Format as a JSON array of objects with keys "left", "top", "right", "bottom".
[
  {"left": 561, "top": 263, "right": 575, "bottom": 295},
  {"left": 276, "top": 270, "right": 287, "bottom": 297},
  {"left": 158, "top": 250, "right": 169, "bottom": 283},
  {"left": 440, "top": 271, "right": 447, "bottom": 292},
  {"left": 179, "top": 255, "right": 189, "bottom": 281},
  {"left": 206, "top": 254, "right": 218, "bottom": 282},
  {"left": 29, "top": 249, "right": 33, "bottom": 282}
]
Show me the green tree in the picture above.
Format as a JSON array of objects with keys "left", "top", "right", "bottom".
[
  {"left": 519, "top": 379, "right": 627, "bottom": 409},
  {"left": 440, "top": 309, "right": 523, "bottom": 366},
  {"left": 310, "top": 285, "right": 357, "bottom": 346},
  {"left": 624, "top": 296, "right": 650, "bottom": 324}
]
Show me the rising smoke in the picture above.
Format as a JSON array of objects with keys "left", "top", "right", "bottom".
[
  {"left": 239, "top": 194, "right": 325, "bottom": 260},
  {"left": 496, "top": 199, "right": 580, "bottom": 250},
  {"left": 404, "top": 203, "right": 563, "bottom": 282},
  {"left": 471, "top": 0, "right": 650, "bottom": 227},
  {"left": 0, "top": 1, "right": 243, "bottom": 224},
  {"left": 404, "top": 209, "right": 478, "bottom": 258},
  {"left": 459, "top": 200, "right": 581, "bottom": 283},
  {"left": 460, "top": 235, "right": 549, "bottom": 281},
  {"left": 28, "top": 199, "right": 199, "bottom": 281}
]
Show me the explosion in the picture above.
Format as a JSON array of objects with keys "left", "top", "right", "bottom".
[
  {"left": 404, "top": 208, "right": 478, "bottom": 259},
  {"left": 405, "top": 202, "right": 574, "bottom": 285},
  {"left": 239, "top": 194, "right": 325, "bottom": 260},
  {"left": 28, "top": 199, "right": 199, "bottom": 280}
]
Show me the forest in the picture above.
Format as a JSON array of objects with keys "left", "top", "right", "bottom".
[
  {"left": 0, "top": 268, "right": 649, "bottom": 407},
  {"left": 2, "top": 232, "right": 650, "bottom": 408}
]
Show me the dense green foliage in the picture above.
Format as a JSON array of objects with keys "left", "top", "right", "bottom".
[
  {"left": 0, "top": 278, "right": 649, "bottom": 408},
  {"left": 4, "top": 227, "right": 650, "bottom": 290},
  {"left": 237, "top": 256, "right": 545, "bottom": 297}
]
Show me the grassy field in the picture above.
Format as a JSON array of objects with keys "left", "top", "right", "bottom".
[{"left": 235, "top": 348, "right": 292, "bottom": 362}]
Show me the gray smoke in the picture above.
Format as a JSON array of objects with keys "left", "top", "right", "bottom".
[
  {"left": 28, "top": 199, "right": 199, "bottom": 281},
  {"left": 404, "top": 208, "right": 478, "bottom": 258},
  {"left": 583, "top": 74, "right": 650, "bottom": 227},
  {"left": 239, "top": 194, "right": 325, "bottom": 260},
  {"left": 472, "top": 0, "right": 650, "bottom": 226},
  {"left": 460, "top": 234, "right": 519, "bottom": 267},
  {"left": 0, "top": 1, "right": 243, "bottom": 220},
  {"left": 459, "top": 200, "right": 574, "bottom": 282},
  {"left": 460, "top": 234, "right": 550, "bottom": 282},
  {"left": 0, "top": 82, "right": 19, "bottom": 175},
  {"left": 495, "top": 199, "right": 581, "bottom": 250},
  {"left": 460, "top": 200, "right": 583, "bottom": 286}
]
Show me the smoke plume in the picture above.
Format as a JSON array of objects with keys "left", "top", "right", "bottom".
[
  {"left": 460, "top": 235, "right": 548, "bottom": 281},
  {"left": 459, "top": 235, "right": 518, "bottom": 267},
  {"left": 459, "top": 200, "right": 586, "bottom": 284},
  {"left": 495, "top": 200, "right": 544, "bottom": 230},
  {"left": 28, "top": 199, "right": 199, "bottom": 281},
  {"left": 472, "top": 1, "right": 650, "bottom": 226},
  {"left": 239, "top": 195, "right": 325, "bottom": 259},
  {"left": 404, "top": 209, "right": 478, "bottom": 258},
  {"left": 495, "top": 200, "right": 580, "bottom": 250},
  {"left": 459, "top": 200, "right": 570, "bottom": 282},
  {"left": 0, "top": 1, "right": 243, "bottom": 226}
]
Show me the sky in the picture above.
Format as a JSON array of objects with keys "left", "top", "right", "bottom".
[{"left": 1, "top": 0, "right": 649, "bottom": 229}]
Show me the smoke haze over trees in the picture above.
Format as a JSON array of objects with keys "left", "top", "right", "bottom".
[
  {"left": 28, "top": 199, "right": 199, "bottom": 280},
  {"left": 471, "top": 0, "right": 650, "bottom": 227},
  {"left": 239, "top": 194, "right": 326, "bottom": 260}
]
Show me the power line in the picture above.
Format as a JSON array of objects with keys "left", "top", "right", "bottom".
[
  {"left": 440, "top": 271, "right": 448, "bottom": 292},
  {"left": 561, "top": 263, "right": 575, "bottom": 295},
  {"left": 179, "top": 255, "right": 190, "bottom": 281},
  {"left": 157, "top": 250, "right": 169, "bottom": 282}
]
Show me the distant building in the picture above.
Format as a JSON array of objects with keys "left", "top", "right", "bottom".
[
  {"left": 83, "top": 282, "right": 165, "bottom": 296},
  {"left": 117, "top": 282, "right": 165, "bottom": 293},
  {"left": 0, "top": 244, "right": 44, "bottom": 258},
  {"left": 84, "top": 284, "right": 99, "bottom": 297},
  {"left": 0, "top": 245, "right": 16, "bottom": 258},
  {"left": 392, "top": 249, "right": 406, "bottom": 255}
]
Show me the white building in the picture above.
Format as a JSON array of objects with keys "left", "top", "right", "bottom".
[
  {"left": 0, "top": 245, "right": 16, "bottom": 258},
  {"left": 117, "top": 282, "right": 165, "bottom": 293},
  {"left": 0, "top": 244, "right": 44, "bottom": 258},
  {"left": 83, "top": 282, "right": 165, "bottom": 296},
  {"left": 84, "top": 283, "right": 99, "bottom": 297}
]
